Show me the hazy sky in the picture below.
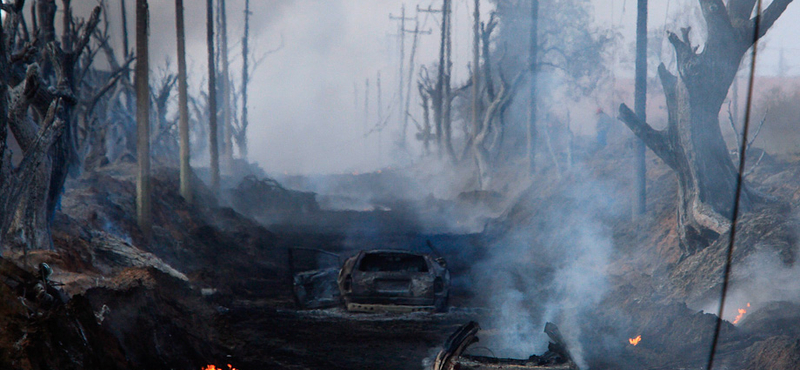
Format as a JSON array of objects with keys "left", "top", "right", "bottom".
[{"left": 67, "top": 0, "right": 800, "bottom": 174}]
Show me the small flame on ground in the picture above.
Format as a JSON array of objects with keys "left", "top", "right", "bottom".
[
  {"left": 733, "top": 302, "right": 751, "bottom": 324},
  {"left": 629, "top": 335, "right": 642, "bottom": 346},
  {"left": 202, "top": 365, "right": 238, "bottom": 370}
]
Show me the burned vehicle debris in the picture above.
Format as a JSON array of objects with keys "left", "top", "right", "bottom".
[
  {"left": 289, "top": 248, "right": 343, "bottom": 309},
  {"left": 432, "top": 321, "right": 578, "bottom": 370},
  {"left": 290, "top": 247, "right": 450, "bottom": 312}
]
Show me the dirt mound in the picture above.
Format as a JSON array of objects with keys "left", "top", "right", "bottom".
[
  {"left": 0, "top": 163, "right": 297, "bottom": 369},
  {"left": 0, "top": 274, "right": 128, "bottom": 370},
  {"left": 83, "top": 267, "right": 223, "bottom": 369}
]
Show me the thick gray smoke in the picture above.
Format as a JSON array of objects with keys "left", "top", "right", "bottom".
[
  {"left": 470, "top": 164, "right": 623, "bottom": 369},
  {"left": 700, "top": 239, "right": 800, "bottom": 324}
]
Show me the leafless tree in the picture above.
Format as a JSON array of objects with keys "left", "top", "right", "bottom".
[
  {"left": 471, "top": 13, "right": 524, "bottom": 189},
  {"left": 618, "top": 0, "right": 793, "bottom": 255},
  {"left": 2, "top": 0, "right": 102, "bottom": 251}
]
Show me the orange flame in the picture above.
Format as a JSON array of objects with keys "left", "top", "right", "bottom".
[
  {"left": 629, "top": 335, "right": 642, "bottom": 346},
  {"left": 202, "top": 365, "right": 238, "bottom": 370},
  {"left": 733, "top": 303, "right": 751, "bottom": 324}
]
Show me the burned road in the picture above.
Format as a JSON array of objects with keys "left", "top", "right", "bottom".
[
  {"left": 212, "top": 229, "right": 488, "bottom": 370},
  {"left": 217, "top": 304, "right": 474, "bottom": 370}
]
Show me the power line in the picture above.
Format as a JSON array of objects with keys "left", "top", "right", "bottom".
[{"left": 706, "top": 1, "right": 763, "bottom": 369}]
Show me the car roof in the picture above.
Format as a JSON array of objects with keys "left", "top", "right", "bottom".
[{"left": 361, "top": 249, "right": 428, "bottom": 256}]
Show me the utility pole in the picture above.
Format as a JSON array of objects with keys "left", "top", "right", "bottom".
[
  {"left": 472, "top": 0, "right": 480, "bottom": 143},
  {"left": 419, "top": 4, "right": 443, "bottom": 157},
  {"left": 404, "top": 9, "right": 431, "bottom": 149},
  {"left": 176, "top": 0, "right": 191, "bottom": 204},
  {"left": 377, "top": 71, "right": 383, "bottom": 125},
  {"left": 364, "top": 78, "right": 369, "bottom": 134},
  {"left": 528, "top": 0, "right": 539, "bottom": 175},
  {"left": 633, "top": 0, "right": 647, "bottom": 217},
  {"left": 364, "top": 78, "right": 369, "bottom": 163},
  {"left": 389, "top": 4, "right": 413, "bottom": 145},
  {"left": 377, "top": 71, "right": 383, "bottom": 164},
  {"left": 421, "top": 0, "right": 453, "bottom": 159}
]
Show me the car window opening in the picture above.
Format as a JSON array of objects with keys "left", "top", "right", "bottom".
[{"left": 359, "top": 253, "right": 429, "bottom": 272}]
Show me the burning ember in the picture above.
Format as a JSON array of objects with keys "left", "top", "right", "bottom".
[
  {"left": 202, "top": 365, "right": 238, "bottom": 370},
  {"left": 629, "top": 335, "right": 642, "bottom": 346},
  {"left": 733, "top": 302, "right": 751, "bottom": 324}
]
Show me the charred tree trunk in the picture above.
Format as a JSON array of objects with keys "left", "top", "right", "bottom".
[
  {"left": 442, "top": 0, "right": 455, "bottom": 161},
  {"left": 121, "top": 0, "right": 130, "bottom": 57},
  {"left": 206, "top": 0, "right": 220, "bottom": 195},
  {"left": 135, "top": 0, "right": 151, "bottom": 236},
  {"left": 471, "top": 0, "right": 481, "bottom": 178},
  {"left": 176, "top": 0, "right": 191, "bottom": 204},
  {"left": 473, "top": 15, "right": 520, "bottom": 190},
  {"left": 419, "top": 82, "right": 432, "bottom": 155},
  {"left": 0, "top": 8, "right": 66, "bottom": 250},
  {"left": 434, "top": 0, "right": 447, "bottom": 159},
  {"left": 238, "top": 0, "right": 251, "bottom": 159},
  {"left": 219, "top": 0, "right": 233, "bottom": 173},
  {"left": 5, "top": 1, "right": 101, "bottom": 251},
  {"left": 618, "top": 0, "right": 793, "bottom": 255}
]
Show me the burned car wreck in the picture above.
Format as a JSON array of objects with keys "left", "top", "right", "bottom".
[
  {"left": 290, "top": 248, "right": 450, "bottom": 312},
  {"left": 339, "top": 250, "right": 450, "bottom": 312}
]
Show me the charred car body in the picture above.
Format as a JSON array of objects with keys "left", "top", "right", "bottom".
[
  {"left": 338, "top": 250, "right": 449, "bottom": 312},
  {"left": 290, "top": 248, "right": 450, "bottom": 313},
  {"left": 432, "top": 321, "right": 579, "bottom": 370}
]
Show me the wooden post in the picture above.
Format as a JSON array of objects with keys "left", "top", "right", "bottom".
[
  {"left": 207, "top": 0, "right": 220, "bottom": 195},
  {"left": 176, "top": 0, "right": 191, "bottom": 204},
  {"left": 135, "top": 0, "right": 151, "bottom": 236},
  {"left": 527, "top": 0, "right": 539, "bottom": 175}
]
